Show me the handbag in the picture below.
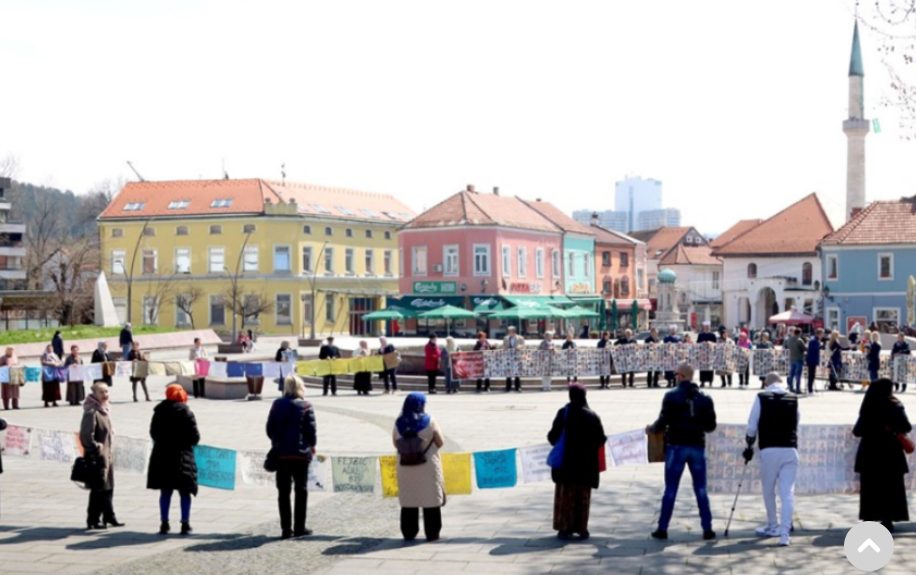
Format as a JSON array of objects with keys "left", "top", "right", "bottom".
[
  {"left": 547, "top": 408, "right": 568, "bottom": 469},
  {"left": 264, "top": 447, "right": 279, "bottom": 472},
  {"left": 71, "top": 455, "right": 99, "bottom": 489},
  {"left": 898, "top": 433, "right": 915, "bottom": 455}
]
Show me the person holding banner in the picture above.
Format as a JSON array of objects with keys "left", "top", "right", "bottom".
[
  {"left": 473, "top": 332, "right": 494, "bottom": 393},
  {"left": 424, "top": 335, "right": 441, "bottom": 395},
  {"left": 597, "top": 331, "right": 612, "bottom": 389},
  {"left": 827, "top": 331, "right": 846, "bottom": 391},
  {"left": 91, "top": 342, "right": 114, "bottom": 387},
  {"left": 189, "top": 338, "right": 209, "bottom": 399},
  {"left": 128, "top": 342, "right": 151, "bottom": 402},
  {"left": 663, "top": 326, "right": 681, "bottom": 388},
  {"left": 267, "top": 376, "right": 317, "bottom": 539},
  {"left": 80, "top": 382, "right": 124, "bottom": 530},
  {"left": 149, "top": 384, "right": 200, "bottom": 536},
  {"left": 892, "top": 333, "right": 911, "bottom": 392},
  {"left": 0, "top": 347, "right": 20, "bottom": 410},
  {"left": 539, "top": 333, "right": 557, "bottom": 391},
  {"left": 352, "top": 340, "right": 372, "bottom": 396},
  {"left": 745, "top": 372, "right": 799, "bottom": 547},
  {"left": 41, "top": 344, "right": 62, "bottom": 408},
  {"left": 853, "top": 378, "right": 912, "bottom": 532},
  {"left": 64, "top": 346, "right": 86, "bottom": 406},
  {"left": 696, "top": 322, "right": 716, "bottom": 388},
  {"left": 502, "top": 326, "right": 525, "bottom": 393},
  {"left": 392, "top": 392, "right": 445, "bottom": 541},
  {"left": 562, "top": 333, "right": 578, "bottom": 385},
  {"left": 378, "top": 337, "right": 399, "bottom": 394},
  {"left": 867, "top": 332, "right": 882, "bottom": 383},
  {"left": 805, "top": 328, "right": 824, "bottom": 395},
  {"left": 443, "top": 337, "right": 458, "bottom": 394},
  {"left": 645, "top": 328, "right": 661, "bottom": 388},
  {"left": 319, "top": 337, "right": 341, "bottom": 396},
  {"left": 737, "top": 330, "right": 752, "bottom": 387},
  {"left": 615, "top": 329, "right": 637, "bottom": 388},
  {"left": 647, "top": 362, "right": 717, "bottom": 541},
  {"left": 547, "top": 383, "right": 606, "bottom": 540}
]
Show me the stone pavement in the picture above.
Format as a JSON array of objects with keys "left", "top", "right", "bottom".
[{"left": 2, "top": 377, "right": 916, "bottom": 574}]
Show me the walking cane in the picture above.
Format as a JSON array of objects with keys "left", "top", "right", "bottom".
[{"left": 724, "top": 454, "right": 752, "bottom": 538}]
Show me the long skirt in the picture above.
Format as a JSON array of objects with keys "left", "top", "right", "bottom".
[
  {"left": 41, "top": 380, "right": 61, "bottom": 403},
  {"left": 860, "top": 472, "right": 909, "bottom": 522},
  {"left": 354, "top": 371, "right": 372, "bottom": 394},
  {"left": 66, "top": 380, "right": 86, "bottom": 404},
  {"left": 553, "top": 483, "right": 592, "bottom": 534},
  {"left": 1, "top": 382, "right": 20, "bottom": 401}
]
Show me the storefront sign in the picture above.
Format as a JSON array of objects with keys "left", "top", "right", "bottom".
[
  {"left": 568, "top": 283, "right": 592, "bottom": 294},
  {"left": 509, "top": 283, "right": 542, "bottom": 294},
  {"left": 413, "top": 281, "right": 458, "bottom": 294},
  {"left": 409, "top": 298, "right": 448, "bottom": 309}
]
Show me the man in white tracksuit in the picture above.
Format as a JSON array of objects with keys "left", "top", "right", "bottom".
[{"left": 745, "top": 371, "right": 800, "bottom": 547}]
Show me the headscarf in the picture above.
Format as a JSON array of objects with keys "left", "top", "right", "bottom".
[
  {"left": 568, "top": 383, "right": 588, "bottom": 408},
  {"left": 859, "top": 377, "right": 898, "bottom": 418},
  {"left": 84, "top": 392, "right": 110, "bottom": 415},
  {"left": 396, "top": 392, "right": 431, "bottom": 436},
  {"left": 165, "top": 383, "right": 188, "bottom": 403}
]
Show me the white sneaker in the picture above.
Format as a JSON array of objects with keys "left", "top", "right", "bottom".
[
  {"left": 755, "top": 526, "right": 779, "bottom": 537},
  {"left": 778, "top": 533, "right": 790, "bottom": 547}
]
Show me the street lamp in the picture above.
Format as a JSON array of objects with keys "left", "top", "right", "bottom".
[
  {"left": 306, "top": 240, "right": 330, "bottom": 340},
  {"left": 225, "top": 231, "right": 253, "bottom": 342},
  {"left": 125, "top": 219, "right": 151, "bottom": 325}
]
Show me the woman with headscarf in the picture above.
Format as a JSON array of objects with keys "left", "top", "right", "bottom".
[
  {"left": 853, "top": 378, "right": 912, "bottom": 532},
  {"left": 867, "top": 332, "right": 882, "bottom": 383},
  {"left": 0, "top": 347, "right": 20, "bottom": 410},
  {"left": 393, "top": 392, "right": 445, "bottom": 541},
  {"left": 736, "top": 330, "right": 752, "bottom": 387},
  {"left": 92, "top": 342, "right": 114, "bottom": 387},
  {"left": 41, "top": 344, "right": 62, "bottom": 408},
  {"left": 827, "top": 331, "right": 847, "bottom": 390},
  {"left": 547, "top": 383, "right": 607, "bottom": 540},
  {"left": 473, "top": 332, "right": 494, "bottom": 393},
  {"left": 424, "top": 335, "right": 441, "bottom": 395},
  {"left": 443, "top": 337, "right": 458, "bottom": 394},
  {"left": 64, "top": 345, "right": 86, "bottom": 406},
  {"left": 51, "top": 330, "right": 64, "bottom": 361},
  {"left": 266, "top": 376, "right": 317, "bottom": 539},
  {"left": 148, "top": 384, "right": 200, "bottom": 535},
  {"left": 562, "top": 333, "right": 578, "bottom": 385},
  {"left": 80, "top": 382, "right": 124, "bottom": 530},
  {"left": 352, "top": 340, "right": 372, "bottom": 396}
]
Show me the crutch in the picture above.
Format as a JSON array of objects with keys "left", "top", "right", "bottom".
[{"left": 724, "top": 456, "right": 751, "bottom": 538}]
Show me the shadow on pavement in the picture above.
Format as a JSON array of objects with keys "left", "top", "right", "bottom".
[{"left": 0, "top": 526, "right": 75, "bottom": 545}]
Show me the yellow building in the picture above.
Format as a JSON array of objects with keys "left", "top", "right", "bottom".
[{"left": 98, "top": 179, "right": 414, "bottom": 338}]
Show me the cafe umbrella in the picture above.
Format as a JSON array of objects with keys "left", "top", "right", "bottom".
[{"left": 418, "top": 304, "right": 478, "bottom": 336}]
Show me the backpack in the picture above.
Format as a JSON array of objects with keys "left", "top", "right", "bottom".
[{"left": 396, "top": 431, "right": 434, "bottom": 466}]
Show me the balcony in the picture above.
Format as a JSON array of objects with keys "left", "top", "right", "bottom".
[
  {"left": 0, "top": 269, "right": 26, "bottom": 280},
  {"left": 0, "top": 223, "right": 25, "bottom": 235},
  {"left": 0, "top": 202, "right": 11, "bottom": 212}
]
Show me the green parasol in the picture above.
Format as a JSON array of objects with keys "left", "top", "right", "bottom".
[
  {"left": 362, "top": 307, "right": 416, "bottom": 321},
  {"left": 611, "top": 300, "right": 619, "bottom": 331},
  {"left": 418, "top": 304, "right": 477, "bottom": 336},
  {"left": 631, "top": 300, "right": 639, "bottom": 331}
]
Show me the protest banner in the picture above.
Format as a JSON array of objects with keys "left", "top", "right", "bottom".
[
  {"left": 606, "top": 429, "right": 648, "bottom": 467},
  {"left": 441, "top": 453, "right": 472, "bottom": 495},
  {"left": 519, "top": 444, "right": 552, "bottom": 483},
  {"left": 195, "top": 445, "right": 237, "bottom": 490},
  {"left": 331, "top": 456, "right": 375, "bottom": 493},
  {"left": 307, "top": 455, "right": 328, "bottom": 491},
  {"left": 238, "top": 450, "right": 273, "bottom": 487},
  {"left": 451, "top": 352, "right": 485, "bottom": 380},
  {"left": 1, "top": 425, "right": 31, "bottom": 457},
  {"left": 379, "top": 455, "right": 398, "bottom": 497},
  {"left": 37, "top": 429, "right": 75, "bottom": 463},
  {"left": 473, "top": 449, "right": 517, "bottom": 489},
  {"left": 113, "top": 435, "right": 151, "bottom": 474}
]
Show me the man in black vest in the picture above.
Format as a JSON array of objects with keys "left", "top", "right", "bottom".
[
  {"left": 745, "top": 371, "right": 799, "bottom": 547},
  {"left": 319, "top": 337, "right": 341, "bottom": 396}
]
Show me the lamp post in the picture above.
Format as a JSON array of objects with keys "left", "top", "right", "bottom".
[
  {"left": 125, "top": 219, "right": 151, "bottom": 325},
  {"left": 226, "top": 231, "right": 253, "bottom": 343},
  {"left": 307, "top": 241, "right": 330, "bottom": 340}
]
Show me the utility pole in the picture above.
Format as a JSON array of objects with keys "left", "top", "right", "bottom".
[
  {"left": 307, "top": 241, "right": 330, "bottom": 340},
  {"left": 125, "top": 219, "right": 151, "bottom": 325}
]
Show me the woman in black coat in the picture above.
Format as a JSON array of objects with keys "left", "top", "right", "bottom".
[
  {"left": 91, "top": 342, "right": 113, "bottom": 387},
  {"left": 853, "top": 378, "right": 912, "bottom": 532},
  {"left": 547, "top": 383, "right": 606, "bottom": 540},
  {"left": 148, "top": 384, "right": 200, "bottom": 535}
]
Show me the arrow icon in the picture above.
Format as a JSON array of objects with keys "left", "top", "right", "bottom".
[{"left": 858, "top": 538, "right": 881, "bottom": 553}]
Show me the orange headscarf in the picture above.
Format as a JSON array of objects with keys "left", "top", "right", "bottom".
[{"left": 165, "top": 383, "right": 188, "bottom": 403}]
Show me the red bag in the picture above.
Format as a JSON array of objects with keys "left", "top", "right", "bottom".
[
  {"left": 598, "top": 444, "right": 607, "bottom": 472},
  {"left": 898, "top": 433, "right": 915, "bottom": 455}
]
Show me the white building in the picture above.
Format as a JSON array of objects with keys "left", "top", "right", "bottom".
[
  {"left": 637, "top": 208, "right": 681, "bottom": 231},
  {"left": 628, "top": 226, "right": 709, "bottom": 303},
  {"left": 572, "top": 210, "right": 629, "bottom": 233},
  {"left": 657, "top": 242, "right": 723, "bottom": 329},
  {"left": 615, "top": 177, "right": 662, "bottom": 233}
]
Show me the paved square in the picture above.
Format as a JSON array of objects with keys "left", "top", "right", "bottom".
[{"left": 2, "top": 368, "right": 916, "bottom": 574}]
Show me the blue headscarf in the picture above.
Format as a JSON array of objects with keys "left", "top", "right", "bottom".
[{"left": 396, "top": 392, "right": 431, "bottom": 436}]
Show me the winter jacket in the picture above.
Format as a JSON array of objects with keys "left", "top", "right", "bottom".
[
  {"left": 854, "top": 400, "right": 912, "bottom": 475},
  {"left": 424, "top": 343, "right": 442, "bottom": 371},
  {"left": 147, "top": 401, "right": 200, "bottom": 495},
  {"left": 867, "top": 342, "right": 882, "bottom": 372},
  {"left": 786, "top": 336, "right": 806, "bottom": 363},
  {"left": 119, "top": 328, "right": 133, "bottom": 346},
  {"left": 318, "top": 344, "right": 340, "bottom": 360},
  {"left": 266, "top": 397, "right": 317, "bottom": 459},
  {"left": 80, "top": 395, "right": 114, "bottom": 490},
  {"left": 806, "top": 337, "right": 822, "bottom": 366},
  {"left": 650, "top": 380, "right": 717, "bottom": 447},
  {"left": 51, "top": 335, "right": 64, "bottom": 360},
  {"left": 562, "top": 340, "right": 577, "bottom": 350},
  {"left": 547, "top": 404, "right": 607, "bottom": 489},
  {"left": 892, "top": 341, "right": 912, "bottom": 356}
]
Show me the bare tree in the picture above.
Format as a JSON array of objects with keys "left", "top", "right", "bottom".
[
  {"left": 44, "top": 238, "right": 98, "bottom": 326},
  {"left": 0, "top": 153, "right": 18, "bottom": 179},
  {"left": 23, "top": 192, "right": 66, "bottom": 289},
  {"left": 175, "top": 286, "right": 205, "bottom": 329},
  {"left": 143, "top": 271, "right": 178, "bottom": 326},
  {"left": 223, "top": 289, "right": 272, "bottom": 334}
]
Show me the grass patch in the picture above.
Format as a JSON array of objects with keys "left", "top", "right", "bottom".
[{"left": 0, "top": 325, "right": 188, "bottom": 346}]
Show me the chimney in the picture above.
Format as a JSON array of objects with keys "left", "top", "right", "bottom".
[
  {"left": 493, "top": 186, "right": 499, "bottom": 196},
  {"left": 466, "top": 184, "right": 475, "bottom": 193},
  {"left": 535, "top": 198, "right": 542, "bottom": 202},
  {"left": 851, "top": 207, "right": 863, "bottom": 219},
  {"left": 591, "top": 212, "right": 599, "bottom": 226}
]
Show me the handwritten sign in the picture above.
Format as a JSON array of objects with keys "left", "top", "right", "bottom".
[
  {"left": 243, "top": 363, "right": 263, "bottom": 377},
  {"left": 24, "top": 366, "right": 40, "bottom": 383},
  {"left": 441, "top": 453, "right": 472, "bottom": 495},
  {"left": 84, "top": 363, "right": 103, "bottom": 381},
  {"left": 0, "top": 366, "right": 8, "bottom": 383},
  {"left": 132, "top": 362, "right": 150, "bottom": 378},
  {"left": 296, "top": 360, "right": 318, "bottom": 377},
  {"left": 365, "top": 355, "right": 384, "bottom": 372},
  {"left": 452, "top": 352, "right": 485, "bottom": 379},
  {"left": 473, "top": 449, "right": 517, "bottom": 489},
  {"left": 195, "top": 445, "right": 237, "bottom": 490},
  {"left": 262, "top": 362, "right": 281, "bottom": 378},
  {"left": 209, "top": 362, "right": 228, "bottom": 378},
  {"left": 519, "top": 444, "right": 552, "bottom": 483},
  {"left": 194, "top": 360, "right": 210, "bottom": 377},
  {"left": 607, "top": 429, "right": 648, "bottom": 467},
  {"left": 1, "top": 425, "right": 31, "bottom": 457},
  {"left": 331, "top": 456, "right": 375, "bottom": 493},
  {"left": 379, "top": 455, "right": 399, "bottom": 498},
  {"left": 37, "top": 429, "right": 75, "bottom": 463},
  {"left": 147, "top": 362, "right": 166, "bottom": 376},
  {"left": 114, "top": 362, "right": 133, "bottom": 378},
  {"left": 307, "top": 455, "right": 328, "bottom": 491},
  {"left": 113, "top": 435, "right": 151, "bottom": 474},
  {"left": 164, "top": 362, "right": 184, "bottom": 376},
  {"left": 237, "top": 450, "right": 274, "bottom": 487}
]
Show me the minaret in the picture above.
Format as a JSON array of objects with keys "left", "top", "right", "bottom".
[{"left": 843, "top": 21, "right": 869, "bottom": 221}]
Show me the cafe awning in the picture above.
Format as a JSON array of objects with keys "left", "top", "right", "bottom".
[
  {"left": 502, "top": 295, "right": 574, "bottom": 309},
  {"left": 605, "top": 299, "right": 652, "bottom": 311}
]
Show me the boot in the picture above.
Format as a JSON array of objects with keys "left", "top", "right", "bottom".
[
  {"left": 159, "top": 521, "right": 170, "bottom": 535},
  {"left": 180, "top": 522, "right": 193, "bottom": 535}
]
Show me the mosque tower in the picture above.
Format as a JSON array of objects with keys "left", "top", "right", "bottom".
[{"left": 843, "top": 21, "right": 869, "bottom": 221}]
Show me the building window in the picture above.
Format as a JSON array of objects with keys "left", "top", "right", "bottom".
[
  {"left": 384, "top": 250, "right": 393, "bottom": 275},
  {"left": 209, "top": 225, "right": 222, "bottom": 235},
  {"left": 143, "top": 227, "right": 156, "bottom": 237},
  {"left": 325, "top": 296, "right": 335, "bottom": 323},
  {"left": 879, "top": 253, "right": 894, "bottom": 280},
  {"left": 619, "top": 252, "right": 628, "bottom": 267},
  {"left": 175, "top": 296, "right": 191, "bottom": 327},
  {"left": 384, "top": 231, "right": 392, "bottom": 240},
  {"left": 568, "top": 253, "right": 575, "bottom": 277},
  {"left": 142, "top": 249, "right": 157, "bottom": 274},
  {"left": 473, "top": 244, "right": 490, "bottom": 276},
  {"left": 518, "top": 247, "right": 527, "bottom": 278},
  {"left": 210, "top": 199, "right": 233, "bottom": 208},
  {"left": 552, "top": 250, "right": 560, "bottom": 277},
  {"left": 302, "top": 246, "right": 312, "bottom": 272},
  {"left": 584, "top": 253, "right": 590, "bottom": 279},
  {"left": 175, "top": 248, "right": 191, "bottom": 274},
  {"left": 274, "top": 246, "right": 291, "bottom": 272},
  {"left": 535, "top": 248, "right": 544, "bottom": 278},
  {"left": 243, "top": 246, "right": 258, "bottom": 272},
  {"left": 827, "top": 255, "right": 838, "bottom": 280},
  {"left": 621, "top": 277, "right": 630, "bottom": 296},
  {"left": 123, "top": 202, "right": 145, "bottom": 212},
  {"left": 111, "top": 228, "right": 123, "bottom": 238},
  {"left": 747, "top": 263, "right": 757, "bottom": 279},
  {"left": 113, "top": 297, "right": 127, "bottom": 325},
  {"left": 275, "top": 294, "right": 292, "bottom": 325},
  {"left": 345, "top": 248, "right": 354, "bottom": 274},
  {"left": 602, "top": 251, "right": 611, "bottom": 266},
  {"left": 413, "top": 246, "right": 427, "bottom": 275},
  {"left": 502, "top": 245, "right": 511, "bottom": 277},
  {"left": 602, "top": 279, "right": 612, "bottom": 294},
  {"left": 208, "top": 247, "right": 225, "bottom": 273},
  {"left": 303, "top": 225, "right": 312, "bottom": 235},
  {"left": 324, "top": 247, "right": 334, "bottom": 274},
  {"left": 176, "top": 226, "right": 189, "bottom": 236},
  {"left": 874, "top": 308, "right": 899, "bottom": 332},
  {"left": 167, "top": 200, "right": 190, "bottom": 210},
  {"left": 311, "top": 203, "right": 331, "bottom": 214},
  {"left": 111, "top": 249, "right": 126, "bottom": 275},
  {"left": 802, "top": 262, "right": 813, "bottom": 286},
  {"left": 336, "top": 205, "right": 355, "bottom": 216},
  {"left": 826, "top": 308, "right": 840, "bottom": 332},
  {"left": 302, "top": 294, "right": 313, "bottom": 326},
  {"left": 444, "top": 245, "right": 459, "bottom": 276},
  {"left": 243, "top": 224, "right": 256, "bottom": 234},
  {"left": 712, "top": 271, "right": 720, "bottom": 290},
  {"left": 365, "top": 249, "right": 375, "bottom": 275},
  {"left": 209, "top": 295, "right": 225, "bottom": 326},
  {"left": 345, "top": 228, "right": 353, "bottom": 238},
  {"left": 324, "top": 227, "right": 333, "bottom": 237},
  {"left": 366, "top": 230, "right": 373, "bottom": 239}
]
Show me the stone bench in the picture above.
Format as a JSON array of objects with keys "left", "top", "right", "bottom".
[
  {"left": 176, "top": 374, "right": 251, "bottom": 400},
  {"left": 217, "top": 343, "right": 247, "bottom": 354}
]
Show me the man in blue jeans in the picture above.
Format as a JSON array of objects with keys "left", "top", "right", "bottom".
[
  {"left": 646, "top": 362, "right": 717, "bottom": 540},
  {"left": 786, "top": 327, "right": 806, "bottom": 393}
]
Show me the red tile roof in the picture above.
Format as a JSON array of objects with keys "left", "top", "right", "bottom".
[
  {"left": 404, "top": 190, "right": 563, "bottom": 233},
  {"left": 590, "top": 224, "right": 644, "bottom": 246},
  {"left": 628, "top": 227, "right": 695, "bottom": 258},
  {"left": 659, "top": 244, "right": 722, "bottom": 266},
  {"left": 821, "top": 199, "right": 916, "bottom": 245},
  {"left": 518, "top": 199, "right": 594, "bottom": 236},
  {"left": 709, "top": 219, "right": 763, "bottom": 248},
  {"left": 99, "top": 179, "right": 415, "bottom": 222},
  {"left": 711, "top": 193, "right": 834, "bottom": 256}
]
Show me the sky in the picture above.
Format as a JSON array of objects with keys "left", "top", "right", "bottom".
[{"left": 2, "top": 0, "right": 915, "bottom": 235}]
